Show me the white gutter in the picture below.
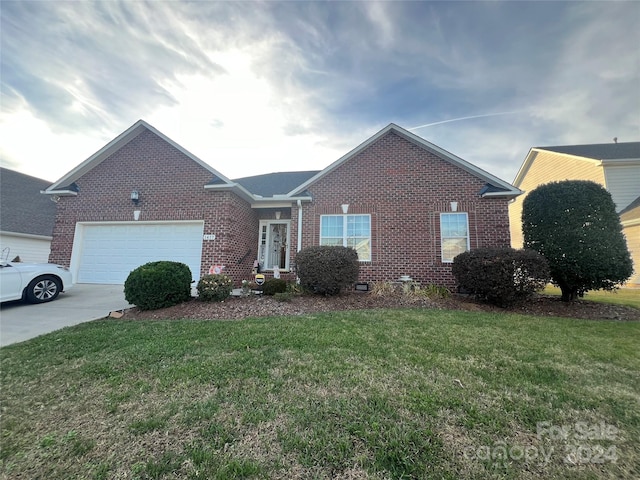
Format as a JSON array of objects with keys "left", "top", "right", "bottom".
[{"left": 297, "top": 199, "right": 303, "bottom": 252}]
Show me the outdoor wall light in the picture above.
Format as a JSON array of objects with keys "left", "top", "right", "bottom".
[{"left": 131, "top": 190, "right": 140, "bottom": 205}]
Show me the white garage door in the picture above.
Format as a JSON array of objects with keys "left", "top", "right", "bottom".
[{"left": 74, "top": 222, "right": 204, "bottom": 284}]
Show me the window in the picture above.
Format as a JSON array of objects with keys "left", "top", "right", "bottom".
[
  {"left": 440, "top": 212, "right": 469, "bottom": 262},
  {"left": 320, "top": 214, "right": 371, "bottom": 261},
  {"left": 258, "top": 221, "right": 290, "bottom": 270}
]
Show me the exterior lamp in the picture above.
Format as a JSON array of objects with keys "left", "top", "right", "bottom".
[{"left": 131, "top": 190, "right": 140, "bottom": 205}]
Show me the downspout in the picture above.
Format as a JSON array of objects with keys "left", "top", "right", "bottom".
[{"left": 297, "top": 199, "right": 303, "bottom": 252}]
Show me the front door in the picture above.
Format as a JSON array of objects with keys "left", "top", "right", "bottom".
[{"left": 258, "top": 221, "right": 290, "bottom": 271}]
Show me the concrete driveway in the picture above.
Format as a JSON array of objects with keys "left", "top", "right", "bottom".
[{"left": 0, "top": 284, "right": 133, "bottom": 347}]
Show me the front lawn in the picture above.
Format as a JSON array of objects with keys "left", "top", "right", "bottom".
[
  {"left": 543, "top": 286, "right": 640, "bottom": 310},
  {"left": 1, "top": 309, "right": 638, "bottom": 479}
]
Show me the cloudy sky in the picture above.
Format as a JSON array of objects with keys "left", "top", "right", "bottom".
[{"left": 1, "top": 1, "right": 639, "bottom": 185}]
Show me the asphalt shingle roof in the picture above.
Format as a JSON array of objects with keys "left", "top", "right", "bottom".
[
  {"left": 233, "top": 171, "right": 320, "bottom": 197},
  {"left": 536, "top": 142, "right": 640, "bottom": 160},
  {"left": 1, "top": 168, "right": 57, "bottom": 237}
]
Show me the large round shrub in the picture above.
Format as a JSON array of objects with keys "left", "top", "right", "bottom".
[
  {"left": 197, "top": 274, "right": 233, "bottom": 302},
  {"left": 452, "top": 247, "right": 550, "bottom": 307},
  {"left": 295, "top": 246, "right": 359, "bottom": 295},
  {"left": 522, "top": 180, "right": 633, "bottom": 301},
  {"left": 124, "top": 261, "right": 192, "bottom": 310}
]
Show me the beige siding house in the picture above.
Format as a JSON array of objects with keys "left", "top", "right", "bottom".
[{"left": 509, "top": 142, "right": 640, "bottom": 286}]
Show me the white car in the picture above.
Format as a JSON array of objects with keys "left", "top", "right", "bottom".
[{"left": 0, "top": 261, "right": 73, "bottom": 303}]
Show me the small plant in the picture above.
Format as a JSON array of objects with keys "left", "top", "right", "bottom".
[
  {"left": 241, "top": 280, "right": 252, "bottom": 296},
  {"left": 296, "top": 246, "right": 360, "bottom": 295},
  {"left": 197, "top": 274, "right": 233, "bottom": 302},
  {"left": 262, "top": 278, "right": 288, "bottom": 296},
  {"left": 418, "top": 284, "right": 451, "bottom": 299},
  {"left": 124, "top": 261, "right": 192, "bottom": 311},
  {"left": 273, "top": 292, "right": 293, "bottom": 302},
  {"left": 286, "top": 282, "right": 304, "bottom": 295},
  {"left": 371, "top": 281, "right": 396, "bottom": 296}
]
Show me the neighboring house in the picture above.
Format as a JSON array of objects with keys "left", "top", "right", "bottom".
[
  {"left": 0, "top": 168, "right": 57, "bottom": 263},
  {"left": 509, "top": 142, "right": 640, "bottom": 286},
  {"left": 43, "top": 120, "right": 521, "bottom": 286}
]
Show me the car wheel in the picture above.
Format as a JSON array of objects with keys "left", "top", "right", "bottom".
[{"left": 25, "top": 275, "right": 62, "bottom": 303}]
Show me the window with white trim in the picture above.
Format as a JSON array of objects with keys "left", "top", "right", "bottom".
[
  {"left": 320, "top": 214, "right": 371, "bottom": 261},
  {"left": 440, "top": 212, "right": 469, "bottom": 262}
]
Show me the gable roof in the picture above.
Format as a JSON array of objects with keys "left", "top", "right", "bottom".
[
  {"left": 514, "top": 141, "right": 640, "bottom": 186},
  {"left": 1, "top": 167, "right": 57, "bottom": 238},
  {"left": 536, "top": 142, "right": 640, "bottom": 161},
  {"left": 234, "top": 171, "right": 320, "bottom": 197},
  {"left": 289, "top": 123, "right": 522, "bottom": 199},
  {"left": 42, "top": 119, "right": 252, "bottom": 197}
]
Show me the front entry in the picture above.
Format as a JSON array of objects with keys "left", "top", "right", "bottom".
[{"left": 258, "top": 221, "right": 290, "bottom": 271}]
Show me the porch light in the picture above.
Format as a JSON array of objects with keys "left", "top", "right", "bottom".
[{"left": 131, "top": 190, "right": 139, "bottom": 205}]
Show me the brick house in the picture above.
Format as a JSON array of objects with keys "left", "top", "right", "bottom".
[
  {"left": 43, "top": 120, "right": 521, "bottom": 287},
  {"left": 509, "top": 142, "right": 640, "bottom": 286}
]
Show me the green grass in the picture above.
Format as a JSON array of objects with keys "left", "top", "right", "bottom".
[
  {"left": 1, "top": 309, "right": 639, "bottom": 479},
  {"left": 543, "top": 286, "right": 640, "bottom": 309}
]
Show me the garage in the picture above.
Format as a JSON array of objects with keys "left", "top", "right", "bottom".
[{"left": 72, "top": 222, "right": 204, "bottom": 284}]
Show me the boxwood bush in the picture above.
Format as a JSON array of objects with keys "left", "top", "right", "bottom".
[
  {"left": 197, "top": 274, "right": 233, "bottom": 302},
  {"left": 295, "top": 246, "right": 360, "bottom": 295},
  {"left": 124, "top": 261, "right": 192, "bottom": 311},
  {"left": 261, "top": 278, "right": 288, "bottom": 296},
  {"left": 452, "top": 247, "right": 550, "bottom": 307}
]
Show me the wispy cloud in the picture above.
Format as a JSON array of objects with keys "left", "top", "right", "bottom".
[{"left": 1, "top": 1, "right": 638, "bottom": 183}]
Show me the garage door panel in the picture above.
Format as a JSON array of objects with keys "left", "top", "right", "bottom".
[{"left": 75, "top": 223, "right": 203, "bottom": 284}]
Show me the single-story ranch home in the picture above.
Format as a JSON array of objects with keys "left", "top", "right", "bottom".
[{"left": 44, "top": 121, "right": 522, "bottom": 287}]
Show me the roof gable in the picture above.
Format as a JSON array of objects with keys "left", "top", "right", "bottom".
[
  {"left": 289, "top": 123, "right": 521, "bottom": 198},
  {"left": 536, "top": 142, "right": 640, "bottom": 161},
  {"left": 44, "top": 120, "right": 236, "bottom": 195},
  {"left": 1, "top": 167, "right": 57, "bottom": 237},
  {"left": 514, "top": 141, "right": 640, "bottom": 187}
]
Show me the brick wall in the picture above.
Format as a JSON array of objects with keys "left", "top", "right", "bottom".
[
  {"left": 292, "top": 131, "right": 512, "bottom": 287},
  {"left": 49, "top": 129, "right": 257, "bottom": 284}
]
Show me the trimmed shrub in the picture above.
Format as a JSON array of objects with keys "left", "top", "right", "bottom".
[
  {"left": 124, "top": 261, "right": 192, "bottom": 311},
  {"left": 523, "top": 180, "right": 633, "bottom": 301},
  {"left": 262, "top": 278, "right": 288, "bottom": 296},
  {"left": 295, "top": 246, "right": 360, "bottom": 295},
  {"left": 452, "top": 247, "right": 550, "bottom": 307},
  {"left": 197, "top": 274, "right": 233, "bottom": 302}
]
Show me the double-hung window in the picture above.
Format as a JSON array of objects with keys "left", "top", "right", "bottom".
[
  {"left": 440, "top": 212, "right": 469, "bottom": 262},
  {"left": 320, "top": 214, "right": 371, "bottom": 261}
]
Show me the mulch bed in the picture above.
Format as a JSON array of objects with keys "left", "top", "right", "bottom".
[{"left": 121, "top": 291, "right": 639, "bottom": 322}]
